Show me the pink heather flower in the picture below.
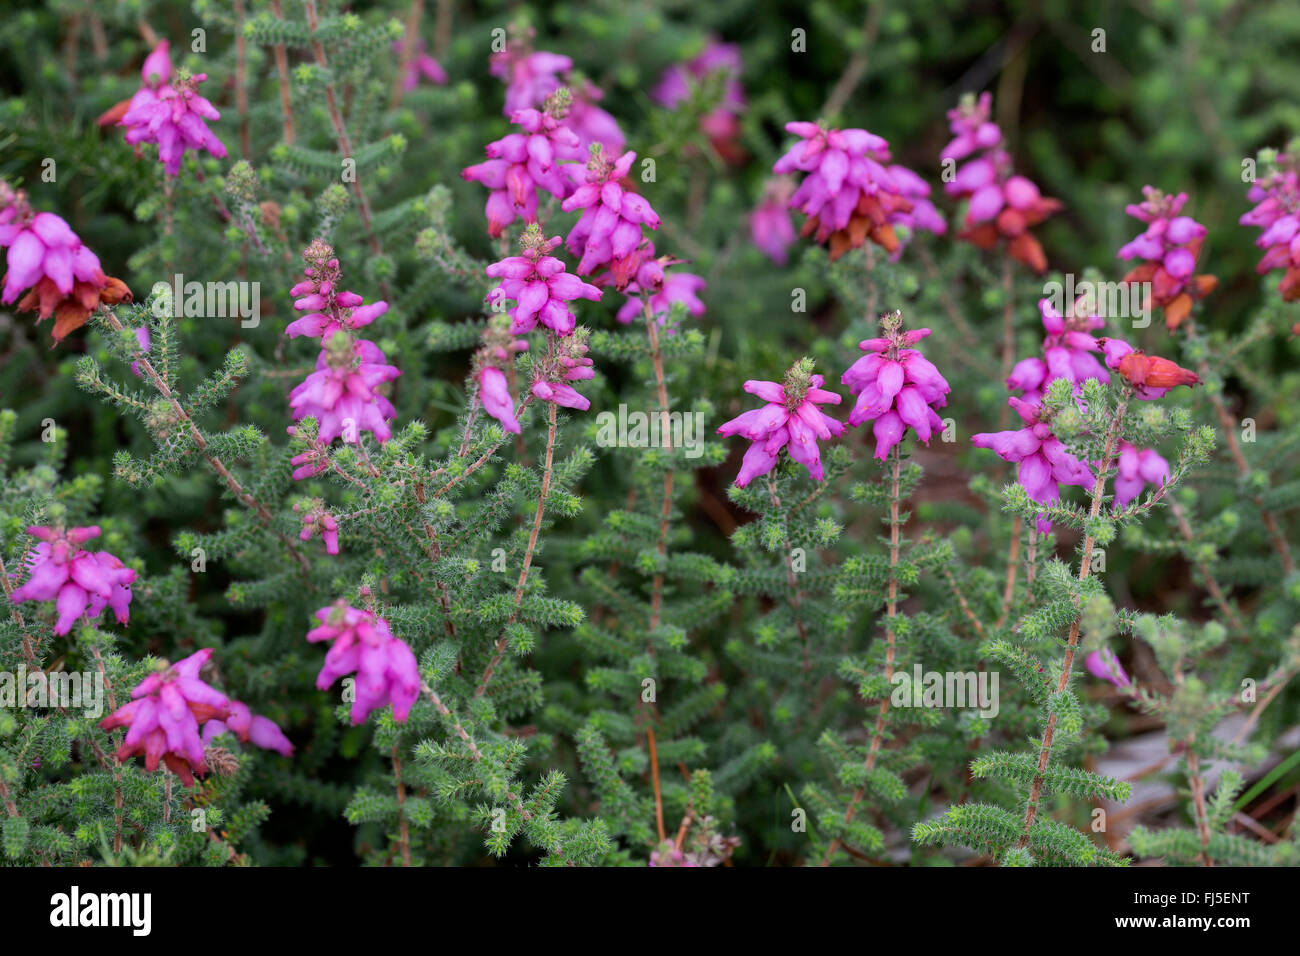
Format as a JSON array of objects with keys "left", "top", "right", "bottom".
[
  {"left": 99, "top": 649, "right": 230, "bottom": 787},
  {"left": 751, "top": 178, "right": 797, "bottom": 265},
  {"left": 307, "top": 602, "right": 420, "bottom": 725},
  {"left": 562, "top": 147, "right": 660, "bottom": 278},
  {"left": 616, "top": 269, "right": 706, "bottom": 325},
  {"left": 717, "top": 364, "right": 844, "bottom": 486},
  {"left": 773, "top": 121, "right": 916, "bottom": 260},
  {"left": 940, "top": 91, "right": 1003, "bottom": 162},
  {"left": 393, "top": 38, "right": 447, "bottom": 90},
  {"left": 1240, "top": 150, "right": 1300, "bottom": 305},
  {"left": 490, "top": 47, "right": 572, "bottom": 115},
  {"left": 463, "top": 97, "right": 584, "bottom": 237},
  {"left": 486, "top": 231, "right": 601, "bottom": 336},
  {"left": 841, "top": 323, "right": 950, "bottom": 458},
  {"left": 971, "top": 397, "right": 1094, "bottom": 534},
  {"left": 286, "top": 241, "right": 388, "bottom": 340},
  {"left": 478, "top": 366, "right": 521, "bottom": 433},
  {"left": 202, "top": 699, "right": 294, "bottom": 756},
  {"left": 120, "top": 63, "right": 227, "bottom": 177},
  {"left": 1085, "top": 648, "right": 1131, "bottom": 689},
  {"left": 531, "top": 339, "right": 595, "bottom": 412},
  {"left": 1118, "top": 186, "right": 1216, "bottom": 329},
  {"left": 652, "top": 39, "right": 745, "bottom": 159},
  {"left": 295, "top": 500, "right": 340, "bottom": 555},
  {"left": 289, "top": 336, "right": 401, "bottom": 445},
  {"left": 943, "top": 93, "right": 1060, "bottom": 273},
  {"left": 129, "top": 326, "right": 151, "bottom": 377},
  {"left": 139, "top": 39, "right": 173, "bottom": 89},
  {"left": 10, "top": 525, "right": 135, "bottom": 635},
  {"left": 565, "top": 79, "right": 626, "bottom": 156},
  {"left": 0, "top": 184, "right": 105, "bottom": 305},
  {"left": 1113, "top": 441, "right": 1170, "bottom": 511},
  {"left": 1005, "top": 298, "right": 1109, "bottom": 403}
]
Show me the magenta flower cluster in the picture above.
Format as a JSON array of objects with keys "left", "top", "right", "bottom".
[
  {"left": 118, "top": 41, "right": 227, "bottom": 177},
  {"left": 10, "top": 525, "right": 134, "bottom": 635},
  {"left": 842, "top": 327, "right": 951, "bottom": 458},
  {"left": 306, "top": 602, "right": 421, "bottom": 725}
]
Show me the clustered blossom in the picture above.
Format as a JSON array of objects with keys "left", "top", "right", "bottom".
[
  {"left": 531, "top": 334, "right": 595, "bottom": 411},
  {"left": 652, "top": 38, "right": 746, "bottom": 161},
  {"left": 10, "top": 525, "right": 134, "bottom": 635},
  {"left": 717, "top": 360, "right": 844, "bottom": 486},
  {"left": 751, "top": 178, "right": 797, "bottom": 265},
  {"left": 1085, "top": 647, "right": 1132, "bottom": 689},
  {"left": 1240, "top": 143, "right": 1300, "bottom": 322},
  {"left": 1005, "top": 297, "right": 1108, "bottom": 403},
  {"left": 562, "top": 147, "right": 661, "bottom": 277},
  {"left": 307, "top": 602, "right": 420, "bottom": 725},
  {"left": 285, "top": 242, "right": 400, "bottom": 451},
  {"left": 99, "top": 649, "right": 229, "bottom": 786},
  {"left": 1118, "top": 186, "right": 1217, "bottom": 329},
  {"left": 118, "top": 41, "right": 227, "bottom": 177},
  {"left": 942, "top": 92, "right": 1060, "bottom": 272},
  {"left": 774, "top": 122, "right": 937, "bottom": 260},
  {"left": 972, "top": 396, "right": 1095, "bottom": 535},
  {"left": 393, "top": 37, "right": 447, "bottom": 90},
  {"left": 202, "top": 699, "right": 294, "bottom": 757},
  {"left": 486, "top": 229, "right": 602, "bottom": 336},
  {"left": 840, "top": 321, "right": 950, "bottom": 459},
  {"left": 0, "top": 181, "right": 130, "bottom": 342},
  {"left": 488, "top": 38, "right": 624, "bottom": 154},
  {"left": 463, "top": 92, "right": 584, "bottom": 237},
  {"left": 1113, "top": 441, "right": 1171, "bottom": 510}
]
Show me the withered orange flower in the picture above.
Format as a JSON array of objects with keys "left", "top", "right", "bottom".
[
  {"left": 1116, "top": 351, "right": 1200, "bottom": 390},
  {"left": 17, "top": 274, "right": 132, "bottom": 344}
]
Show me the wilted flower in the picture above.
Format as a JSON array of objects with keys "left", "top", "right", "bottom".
[
  {"left": 840, "top": 318, "right": 950, "bottom": 458},
  {"left": 9, "top": 525, "right": 135, "bottom": 635},
  {"left": 717, "top": 359, "right": 844, "bottom": 486},
  {"left": 609, "top": 244, "right": 706, "bottom": 325},
  {"left": 307, "top": 602, "right": 420, "bottom": 725},
  {"left": 0, "top": 181, "right": 130, "bottom": 343},
  {"left": 1118, "top": 186, "right": 1217, "bottom": 329},
  {"left": 1099, "top": 339, "right": 1199, "bottom": 398},
  {"left": 99, "top": 649, "right": 230, "bottom": 786}
]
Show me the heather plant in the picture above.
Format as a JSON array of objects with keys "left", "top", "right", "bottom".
[{"left": 1, "top": 0, "right": 1298, "bottom": 873}]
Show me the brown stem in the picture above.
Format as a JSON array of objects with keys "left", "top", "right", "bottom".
[
  {"left": 996, "top": 515, "right": 1021, "bottom": 628},
  {"left": 1185, "top": 745, "right": 1213, "bottom": 866},
  {"left": 822, "top": 446, "right": 903, "bottom": 865},
  {"left": 818, "top": 4, "right": 883, "bottom": 117},
  {"left": 474, "top": 400, "right": 558, "bottom": 697},
  {"left": 392, "top": 745, "right": 412, "bottom": 866},
  {"left": 647, "top": 725, "right": 666, "bottom": 843},
  {"left": 269, "top": 0, "right": 296, "bottom": 144},
  {"left": 1016, "top": 398, "right": 1130, "bottom": 850}
]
